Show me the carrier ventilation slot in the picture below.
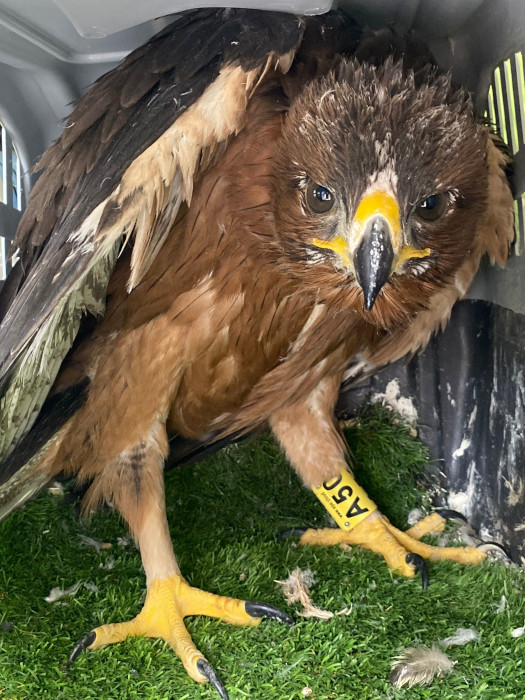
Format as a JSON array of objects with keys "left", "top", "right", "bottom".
[
  {"left": 486, "top": 51, "right": 525, "bottom": 255},
  {"left": 0, "top": 122, "right": 22, "bottom": 281}
]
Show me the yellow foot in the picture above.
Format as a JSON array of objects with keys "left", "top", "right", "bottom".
[
  {"left": 299, "top": 510, "right": 486, "bottom": 587},
  {"left": 68, "top": 573, "right": 293, "bottom": 698}
]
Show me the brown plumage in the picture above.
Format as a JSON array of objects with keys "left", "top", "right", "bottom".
[{"left": 0, "top": 8, "right": 514, "bottom": 696}]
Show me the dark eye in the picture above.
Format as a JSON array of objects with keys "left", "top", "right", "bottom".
[
  {"left": 305, "top": 181, "right": 336, "bottom": 214},
  {"left": 415, "top": 193, "right": 447, "bottom": 222}
]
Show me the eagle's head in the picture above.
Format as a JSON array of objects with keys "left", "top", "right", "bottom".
[{"left": 273, "top": 58, "right": 490, "bottom": 327}]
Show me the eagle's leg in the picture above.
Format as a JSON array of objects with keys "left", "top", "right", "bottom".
[
  {"left": 70, "top": 426, "right": 292, "bottom": 693},
  {"left": 270, "top": 378, "right": 486, "bottom": 583}
]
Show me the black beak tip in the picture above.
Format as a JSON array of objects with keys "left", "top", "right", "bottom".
[{"left": 363, "top": 290, "right": 378, "bottom": 312}]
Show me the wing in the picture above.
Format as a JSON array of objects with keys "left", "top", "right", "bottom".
[{"left": 0, "top": 8, "right": 309, "bottom": 462}]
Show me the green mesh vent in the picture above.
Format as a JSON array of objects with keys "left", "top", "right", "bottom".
[{"left": 485, "top": 52, "right": 525, "bottom": 255}]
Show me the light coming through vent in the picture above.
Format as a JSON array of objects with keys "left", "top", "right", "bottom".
[
  {"left": 486, "top": 51, "right": 525, "bottom": 255},
  {"left": 0, "top": 122, "right": 22, "bottom": 281}
]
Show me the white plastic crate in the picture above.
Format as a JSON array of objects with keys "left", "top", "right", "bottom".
[{"left": 0, "top": 0, "right": 523, "bottom": 558}]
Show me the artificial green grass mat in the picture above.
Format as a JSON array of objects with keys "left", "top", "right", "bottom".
[{"left": 0, "top": 404, "right": 524, "bottom": 699}]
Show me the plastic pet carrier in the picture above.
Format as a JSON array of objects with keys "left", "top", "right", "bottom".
[{"left": 0, "top": 0, "right": 523, "bottom": 561}]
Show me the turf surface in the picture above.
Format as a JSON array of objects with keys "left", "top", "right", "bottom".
[{"left": 0, "top": 404, "right": 524, "bottom": 699}]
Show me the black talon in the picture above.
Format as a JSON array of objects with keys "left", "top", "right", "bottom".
[
  {"left": 196, "top": 658, "right": 229, "bottom": 700},
  {"left": 406, "top": 553, "right": 429, "bottom": 590},
  {"left": 245, "top": 601, "right": 295, "bottom": 626},
  {"left": 434, "top": 508, "right": 468, "bottom": 523},
  {"left": 280, "top": 527, "right": 307, "bottom": 540},
  {"left": 67, "top": 630, "right": 96, "bottom": 668}
]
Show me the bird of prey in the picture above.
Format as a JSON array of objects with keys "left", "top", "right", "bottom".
[{"left": 0, "top": 7, "right": 514, "bottom": 697}]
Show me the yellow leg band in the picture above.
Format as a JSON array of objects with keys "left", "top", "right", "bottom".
[{"left": 312, "top": 467, "right": 377, "bottom": 531}]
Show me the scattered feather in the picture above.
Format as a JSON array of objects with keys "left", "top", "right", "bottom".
[
  {"left": 275, "top": 568, "right": 333, "bottom": 620},
  {"left": 511, "top": 626, "right": 525, "bottom": 638},
  {"left": 117, "top": 535, "right": 131, "bottom": 547},
  {"left": 335, "top": 606, "right": 353, "bottom": 616},
  {"left": 389, "top": 645, "right": 455, "bottom": 688},
  {"left": 78, "top": 534, "right": 112, "bottom": 553},
  {"left": 44, "top": 582, "right": 82, "bottom": 603},
  {"left": 44, "top": 580, "right": 99, "bottom": 603},
  {"left": 440, "top": 627, "right": 480, "bottom": 647},
  {"left": 407, "top": 508, "right": 425, "bottom": 526},
  {"left": 457, "top": 524, "right": 482, "bottom": 547},
  {"left": 98, "top": 556, "right": 116, "bottom": 570},
  {"left": 301, "top": 687, "right": 313, "bottom": 697},
  {"left": 47, "top": 481, "right": 64, "bottom": 496},
  {"left": 495, "top": 595, "right": 507, "bottom": 614}
]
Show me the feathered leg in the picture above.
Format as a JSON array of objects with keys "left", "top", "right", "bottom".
[
  {"left": 69, "top": 423, "right": 292, "bottom": 697},
  {"left": 270, "top": 376, "right": 486, "bottom": 586}
]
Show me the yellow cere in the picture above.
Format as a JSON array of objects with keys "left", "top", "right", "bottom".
[
  {"left": 312, "top": 235, "right": 351, "bottom": 266},
  {"left": 312, "top": 466, "right": 377, "bottom": 531},
  {"left": 353, "top": 190, "right": 402, "bottom": 247},
  {"left": 394, "top": 245, "right": 432, "bottom": 271}
]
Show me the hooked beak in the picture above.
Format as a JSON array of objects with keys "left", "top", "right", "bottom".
[
  {"left": 312, "top": 190, "right": 431, "bottom": 311},
  {"left": 353, "top": 214, "right": 394, "bottom": 311}
]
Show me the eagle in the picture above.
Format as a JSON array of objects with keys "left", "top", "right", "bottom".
[{"left": 0, "top": 7, "right": 514, "bottom": 698}]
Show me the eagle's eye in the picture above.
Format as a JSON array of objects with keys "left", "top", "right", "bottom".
[
  {"left": 415, "top": 193, "right": 447, "bottom": 222},
  {"left": 305, "top": 182, "right": 336, "bottom": 214}
]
